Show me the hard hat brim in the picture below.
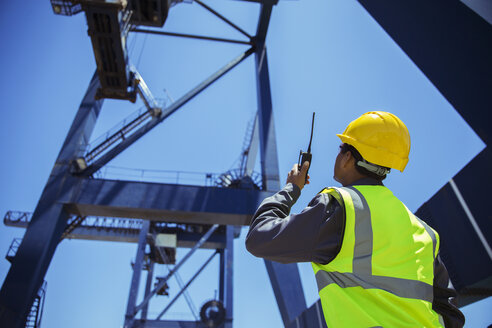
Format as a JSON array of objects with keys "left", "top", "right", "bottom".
[{"left": 337, "top": 134, "right": 408, "bottom": 172}]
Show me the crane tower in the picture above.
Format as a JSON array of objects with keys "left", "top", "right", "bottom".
[{"left": 0, "top": 0, "right": 314, "bottom": 327}]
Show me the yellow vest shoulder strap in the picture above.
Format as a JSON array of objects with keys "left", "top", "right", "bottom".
[{"left": 319, "top": 187, "right": 344, "bottom": 206}]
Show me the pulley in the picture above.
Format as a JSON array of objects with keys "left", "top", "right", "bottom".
[{"left": 199, "top": 300, "right": 225, "bottom": 328}]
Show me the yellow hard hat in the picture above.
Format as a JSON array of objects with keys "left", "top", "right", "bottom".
[{"left": 337, "top": 111, "right": 411, "bottom": 172}]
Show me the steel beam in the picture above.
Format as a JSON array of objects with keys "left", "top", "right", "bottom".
[
  {"left": 0, "top": 72, "right": 104, "bottom": 328},
  {"left": 131, "top": 28, "right": 252, "bottom": 45},
  {"left": 125, "top": 220, "right": 151, "bottom": 328},
  {"left": 141, "top": 261, "right": 154, "bottom": 321},
  {"left": 244, "top": 113, "right": 260, "bottom": 177},
  {"left": 286, "top": 300, "right": 326, "bottom": 328},
  {"left": 255, "top": 12, "right": 279, "bottom": 191},
  {"left": 255, "top": 49, "right": 279, "bottom": 190},
  {"left": 133, "top": 320, "right": 199, "bottom": 328},
  {"left": 65, "top": 178, "right": 272, "bottom": 226},
  {"left": 195, "top": 0, "right": 252, "bottom": 39},
  {"left": 254, "top": 4, "right": 307, "bottom": 326},
  {"left": 255, "top": 4, "right": 274, "bottom": 46},
  {"left": 239, "top": 0, "right": 279, "bottom": 4},
  {"left": 222, "top": 226, "right": 234, "bottom": 327},
  {"left": 264, "top": 261, "right": 307, "bottom": 326},
  {"left": 416, "top": 147, "right": 492, "bottom": 306},
  {"left": 67, "top": 226, "right": 227, "bottom": 248},
  {"left": 357, "top": 0, "right": 492, "bottom": 145},
  {"left": 5, "top": 214, "right": 228, "bottom": 248}
]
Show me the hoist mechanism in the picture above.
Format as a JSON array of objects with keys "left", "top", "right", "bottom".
[
  {"left": 50, "top": 0, "right": 185, "bottom": 101},
  {"left": 51, "top": 0, "right": 183, "bottom": 27}
]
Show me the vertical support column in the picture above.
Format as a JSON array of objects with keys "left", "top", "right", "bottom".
[
  {"left": 219, "top": 226, "right": 234, "bottom": 327},
  {"left": 124, "top": 220, "right": 151, "bottom": 328},
  {"left": 219, "top": 249, "right": 225, "bottom": 302},
  {"left": 224, "top": 226, "right": 234, "bottom": 327},
  {"left": 0, "top": 72, "right": 103, "bottom": 328},
  {"left": 254, "top": 10, "right": 307, "bottom": 323},
  {"left": 264, "top": 261, "right": 307, "bottom": 326},
  {"left": 245, "top": 113, "right": 260, "bottom": 177},
  {"left": 255, "top": 44, "right": 280, "bottom": 192},
  {"left": 141, "top": 261, "right": 154, "bottom": 322}
]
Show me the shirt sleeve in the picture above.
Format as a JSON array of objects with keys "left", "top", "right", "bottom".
[
  {"left": 245, "top": 183, "right": 345, "bottom": 264},
  {"left": 432, "top": 254, "right": 466, "bottom": 328}
]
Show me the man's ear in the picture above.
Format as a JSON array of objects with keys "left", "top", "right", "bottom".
[{"left": 341, "top": 151, "right": 353, "bottom": 168}]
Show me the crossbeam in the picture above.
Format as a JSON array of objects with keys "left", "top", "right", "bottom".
[
  {"left": 195, "top": 0, "right": 252, "bottom": 39},
  {"left": 131, "top": 28, "right": 252, "bottom": 45},
  {"left": 132, "top": 320, "right": 200, "bottom": 328},
  {"left": 4, "top": 212, "right": 227, "bottom": 248},
  {"left": 64, "top": 178, "right": 272, "bottom": 226}
]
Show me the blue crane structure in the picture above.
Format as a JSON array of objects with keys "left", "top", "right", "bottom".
[
  {"left": 0, "top": 1, "right": 311, "bottom": 327},
  {"left": 1, "top": 0, "right": 491, "bottom": 327}
]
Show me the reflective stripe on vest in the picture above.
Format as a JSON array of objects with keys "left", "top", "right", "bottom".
[
  {"left": 313, "top": 185, "right": 441, "bottom": 327},
  {"left": 315, "top": 270, "right": 433, "bottom": 303}
]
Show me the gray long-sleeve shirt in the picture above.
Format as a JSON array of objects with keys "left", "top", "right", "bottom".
[{"left": 246, "top": 178, "right": 465, "bottom": 328}]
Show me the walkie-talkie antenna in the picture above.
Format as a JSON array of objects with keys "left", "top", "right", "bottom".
[
  {"left": 298, "top": 112, "right": 316, "bottom": 185},
  {"left": 307, "top": 112, "right": 315, "bottom": 153}
]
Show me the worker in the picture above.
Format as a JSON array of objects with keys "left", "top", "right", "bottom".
[{"left": 245, "top": 111, "right": 465, "bottom": 327}]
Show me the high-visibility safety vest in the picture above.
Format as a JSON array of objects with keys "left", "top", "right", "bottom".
[{"left": 312, "top": 185, "right": 444, "bottom": 328}]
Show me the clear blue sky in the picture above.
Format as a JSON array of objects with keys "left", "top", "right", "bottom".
[{"left": 0, "top": 0, "right": 490, "bottom": 327}]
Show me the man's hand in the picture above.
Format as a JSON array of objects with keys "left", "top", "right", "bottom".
[{"left": 286, "top": 162, "right": 310, "bottom": 190}]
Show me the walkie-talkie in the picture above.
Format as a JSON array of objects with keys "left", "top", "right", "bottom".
[{"left": 298, "top": 112, "right": 315, "bottom": 185}]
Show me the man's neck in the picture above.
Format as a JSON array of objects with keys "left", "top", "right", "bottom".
[
  {"left": 341, "top": 172, "right": 366, "bottom": 186},
  {"left": 343, "top": 176, "right": 384, "bottom": 187}
]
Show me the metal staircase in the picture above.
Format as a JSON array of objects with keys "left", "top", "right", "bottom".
[
  {"left": 24, "top": 281, "right": 47, "bottom": 328},
  {"left": 5, "top": 239, "right": 47, "bottom": 328}
]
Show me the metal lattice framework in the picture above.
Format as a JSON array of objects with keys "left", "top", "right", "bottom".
[{"left": 0, "top": 1, "right": 310, "bottom": 328}]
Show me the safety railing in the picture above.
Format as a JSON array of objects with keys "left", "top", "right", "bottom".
[{"left": 93, "top": 165, "right": 220, "bottom": 186}]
